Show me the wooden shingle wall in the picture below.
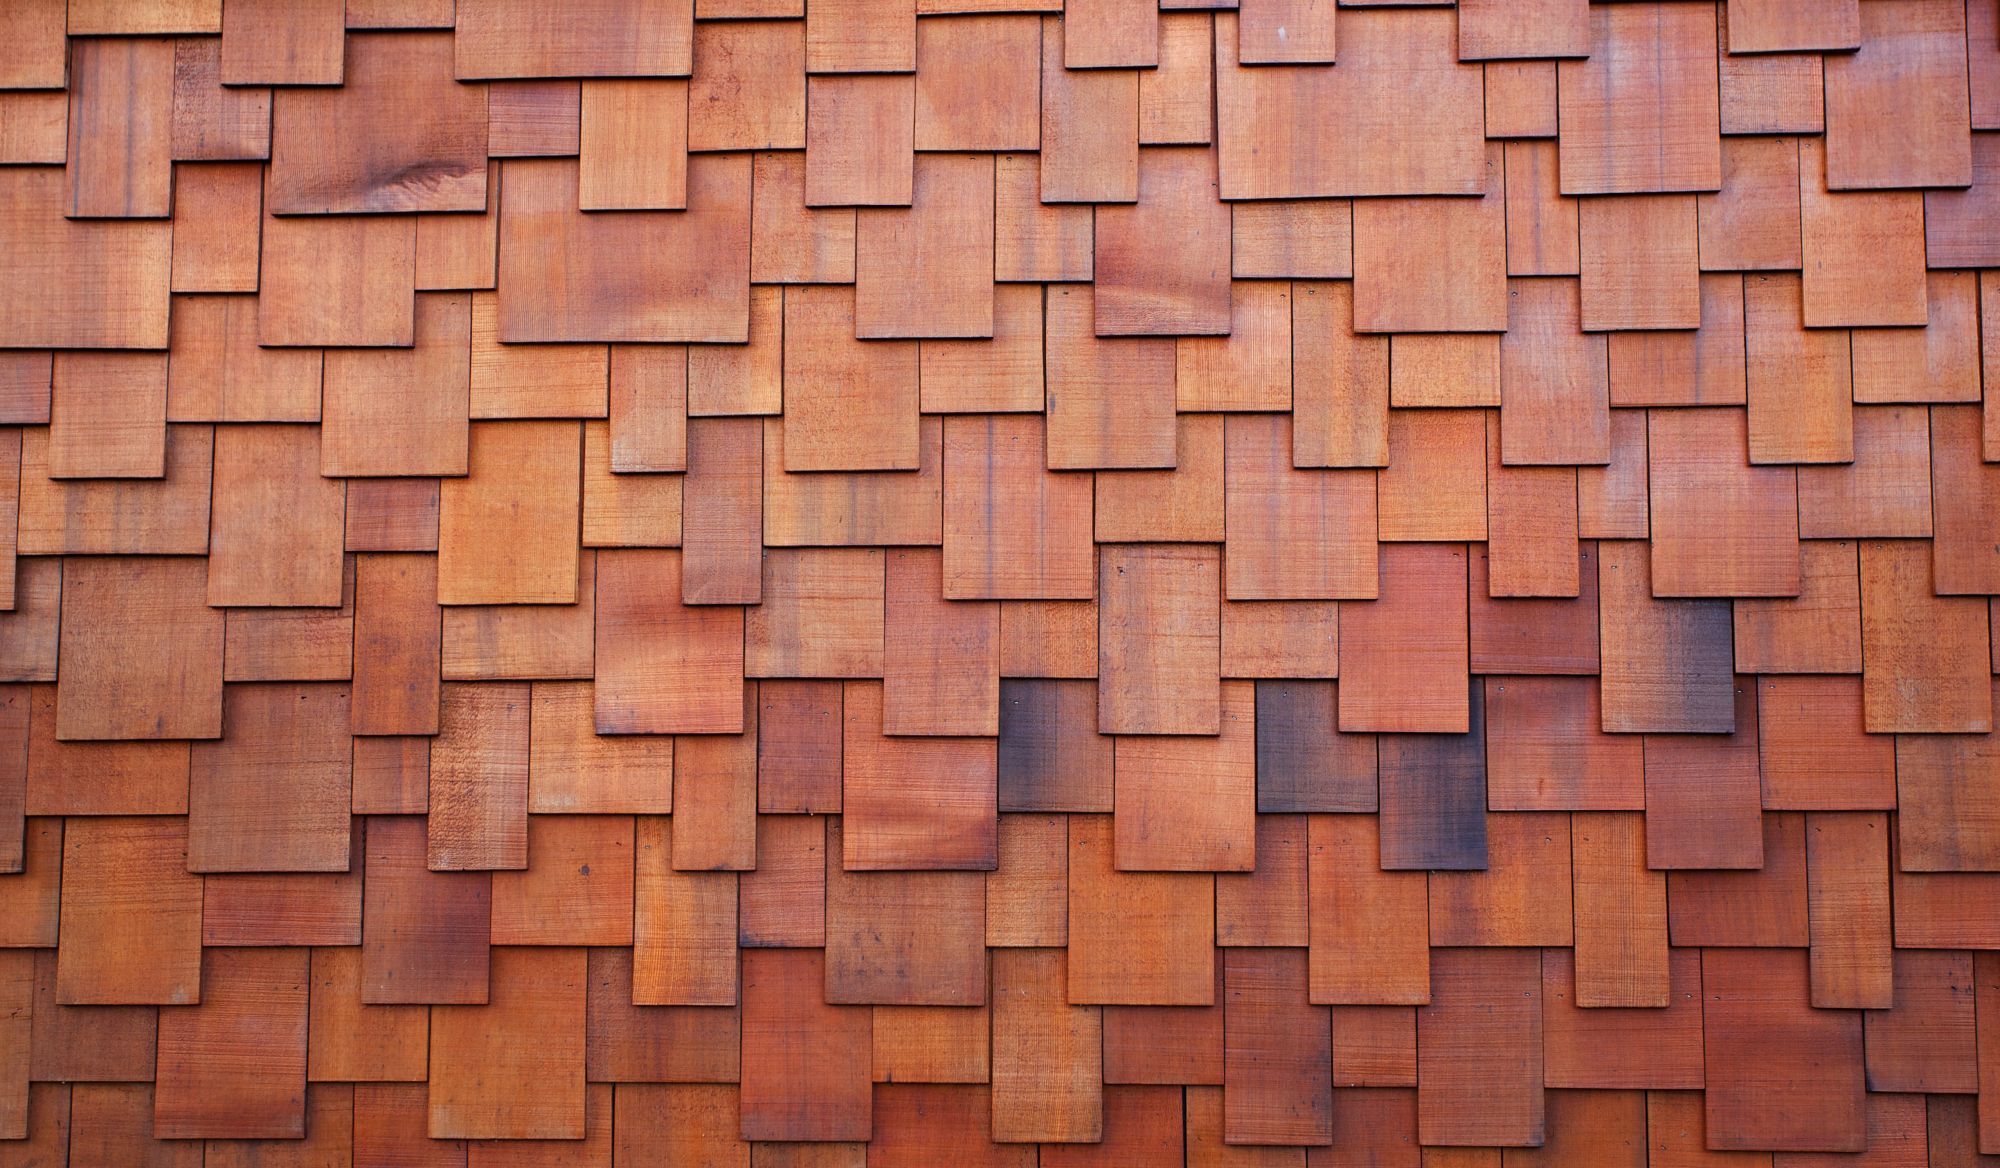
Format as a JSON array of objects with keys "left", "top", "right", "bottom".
[{"left": 0, "top": 0, "right": 1997, "bottom": 1160}]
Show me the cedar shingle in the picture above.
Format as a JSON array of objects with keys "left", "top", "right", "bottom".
[
  {"left": 1702, "top": 948, "right": 1866, "bottom": 1152},
  {"left": 497, "top": 155, "right": 751, "bottom": 343},
  {"left": 428, "top": 947, "right": 587, "bottom": 1140},
  {"left": 66, "top": 38, "right": 175, "bottom": 219},
  {"left": 1093, "top": 147, "right": 1231, "bottom": 336},
  {"left": 1822, "top": 0, "right": 1973, "bottom": 189},
  {"left": 856, "top": 152, "right": 994, "bottom": 338},
  {"left": 1215, "top": 7, "right": 1484, "bottom": 198},
  {"left": 57, "top": 817, "right": 203, "bottom": 1005},
  {"left": 0, "top": 168, "right": 172, "bottom": 348},
  {"left": 154, "top": 948, "right": 309, "bottom": 1139},
  {"left": 1557, "top": 1, "right": 1722, "bottom": 194},
  {"left": 1417, "top": 948, "right": 1543, "bottom": 1146},
  {"left": 5, "top": 10, "right": 1992, "bottom": 1162},
  {"left": 455, "top": 0, "right": 693, "bottom": 78},
  {"left": 55, "top": 556, "right": 223, "bottom": 741},
  {"left": 269, "top": 32, "right": 487, "bottom": 214}
]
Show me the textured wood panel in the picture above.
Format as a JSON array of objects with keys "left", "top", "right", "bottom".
[{"left": 0, "top": 10, "right": 1987, "bottom": 1164}]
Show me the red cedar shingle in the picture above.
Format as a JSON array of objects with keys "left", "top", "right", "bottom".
[
  {"left": 1822, "top": 0, "right": 1972, "bottom": 189},
  {"left": 1038, "top": 18, "right": 1138, "bottom": 204},
  {"left": 1214, "top": 7, "right": 1484, "bottom": 199},
  {"left": 269, "top": 32, "right": 487, "bottom": 214},
  {"left": 1376, "top": 413, "right": 1480, "bottom": 537},
  {"left": 1417, "top": 948, "right": 1544, "bottom": 1146},
  {"left": 1702, "top": 948, "right": 1867, "bottom": 1152},
  {"left": 856, "top": 153, "right": 995, "bottom": 339},
  {"left": 455, "top": 0, "right": 693, "bottom": 79},
  {"left": 428, "top": 947, "right": 588, "bottom": 1140},
  {"left": 6, "top": 11, "right": 1994, "bottom": 1163},
  {"left": 66, "top": 38, "right": 175, "bottom": 219},
  {"left": 497, "top": 155, "right": 750, "bottom": 343},
  {"left": 1557, "top": 1, "right": 1722, "bottom": 194},
  {"left": 154, "top": 947, "right": 309, "bottom": 1139}
]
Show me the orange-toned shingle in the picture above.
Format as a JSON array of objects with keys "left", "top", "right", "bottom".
[
  {"left": 1459, "top": 0, "right": 1586, "bottom": 58},
  {"left": 1757, "top": 674, "right": 1893, "bottom": 809},
  {"left": 1717, "top": 14, "right": 1825, "bottom": 134},
  {"left": 1648, "top": 407, "right": 1801, "bottom": 596},
  {"left": 497, "top": 155, "right": 750, "bottom": 343},
  {"left": 1823, "top": 0, "right": 1973, "bottom": 189},
  {"left": 455, "top": 0, "right": 693, "bottom": 79},
  {"left": 763, "top": 415, "right": 943, "bottom": 547},
  {"left": 1139, "top": 12, "right": 1212, "bottom": 145},
  {"left": 1417, "top": 948, "right": 1543, "bottom": 1146},
  {"left": 1094, "top": 147, "right": 1231, "bottom": 336},
  {"left": 428, "top": 947, "right": 587, "bottom": 1140},
  {"left": 351, "top": 484, "right": 444, "bottom": 561},
  {"left": 806, "top": 74, "right": 914, "bottom": 206},
  {"left": 856, "top": 152, "right": 995, "bottom": 338},
  {"left": 220, "top": 0, "right": 343, "bottom": 85},
  {"left": 594, "top": 549, "right": 745, "bottom": 735},
  {"left": 1066, "top": 815, "right": 1215, "bottom": 1005},
  {"left": 258, "top": 205, "right": 416, "bottom": 346},
  {"left": 167, "top": 296, "right": 324, "bottom": 423},
  {"left": 1305, "top": 814, "right": 1424, "bottom": 1002},
  {"left": 579, "top": 79, "right": 688, "bottom": 211},
  {"left": 1098, "top": 544, "right": 1222, "bottom": 735},
  {"left": 427, "top": 683, "right": 531, "bottom": 871},
  {"left": 991, "top": 947, "right": 1101, "bottom": 1141},
  {"left": 744, "top": 547, "right": 885, "bottom": 678},
  {"left": 0, "top": 168, "right": 172, "bottom": 348},
  {"left": 691, "top": 22, "right": 805, "bottom": 152},
  {"left": 1799, "top": 136, "right": 1930, "bottom": 326},
  {"left": 1484, "top": 60, "right": 1558, "bottom": 139},
  {"left": 1038, "top": 20, "right": 1137, "bottom": 204},
  {"left": 1044, "top": 285, "right": 1177, "bottom": 468},
  {"left": 55, "top": 556, "right": 223, "bottom": 741},
  {"left": 207, "top": 425, "right": 347, "bottom": 607},
  {"left": 66, "top": 38, "right": 175, "bottom": 219},
  {"left": 170, "top": 37, "right": 270, "bottom": 160},
  {"left": 824, "top": 817, "right": 987, "bottom": 1003},
  {"left": 1698, "top": 136, "right": 1803, "bottom": 270},
  {"left": 781, "top": 284, "right": 919, "bottom": 469},
  {"left": 270, "top": 32, "right": 488, "bottom": 214},
  {"left": 1224, "top": 414, "right": 1376, "bottom": 600},
  {"left": 1113, "top": 681, "right": 1256, "bottom": 872},
  {"left": 1221, "top": 948, "right": 1329, "bottom": 1144},
  {"left": 154, "top": 947, "right": 309, "bottom": 1139},
  {"left": 1557, "top": 1, "right": 1722, "bottom": 195},
  {"left": 1063, "top": 0, "right": 1154, "bottom": 68},
  {"left": 1577, "top": 194, "right": 1701, "bottom": 331},
  {"left": 1215, "top": 7, "right": 1484, "bottom": 198},
  {"left": 486, "top": 79, "right": 581, "bottom": 157},
  {"left": 681, "top": 417, "right": 761, "bottom": 601},
  {"left": 1726, "top": 0, "right": 1859, "bottom": 51},
  {"left": 1859, "top": 539, "right": 1993, "bottom": 732},
  {"left": 1702, "top": 948, "right": 1866, "bottom": 1152},
  {"left": 841, "top": 680, "right": 996, "bottom": 869},
  {"left": 1338, "top": 544, "right": 1468, "bottom": 733},
  {"left": 438, "top": 422, "right": 581, "bottom": 605},
  {"left": 188, "top": 683, "right": 352, "bottom": 872},
  {"left": 1542, "top": 948, "right": 1702, "bottom": 1088},
  {"left": 56, "top": 817, "right": 203, "bottom": 1005},
  {"left": 1351, "top": 148, "right": 1508, "bottom": 333}
]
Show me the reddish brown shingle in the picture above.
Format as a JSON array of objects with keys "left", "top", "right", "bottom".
[{"left": 0, "top": 7, "right": 1996, "bottom": 1159}]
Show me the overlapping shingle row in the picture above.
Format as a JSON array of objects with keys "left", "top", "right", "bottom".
[{"left": 0, "top": 0, "right": 1997, "bottom": 1161}]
